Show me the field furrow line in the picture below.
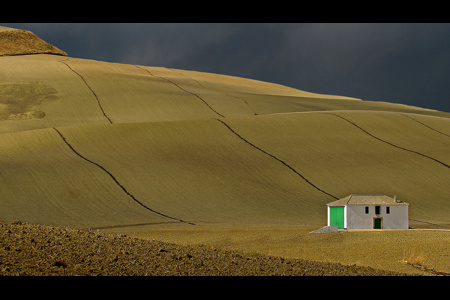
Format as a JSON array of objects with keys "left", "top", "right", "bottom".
[
  {"left": 327, "top": 112, "right": 450, "bottom": 170},
  {"left": 164, "top": 69, "right": 258, "bottom": 116},
  {"left": 409, "top": 218, "right": 450, "bottom": 229},
  {"left": 134, "top": 65, "right": 225, "bottom": 118},
  {"left": 88, "top": 221, "right": 180, "bottom": 231},
  {"left": 52, "top": 127, "right": 195, "bottom": 226},
  {"left": 227, "top": 93, "right": 258, "bottom": 115},
  {"left": 401, "top": 113, "right": 450, "bottom": 138},
  {"left": 215, "top": 119, "right": 338, "bottom": 200},
  {"left": 59, "top": 58, "right": 113, "bottom": 124}
]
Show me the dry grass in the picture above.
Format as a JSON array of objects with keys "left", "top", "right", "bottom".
[
  {"left": 122, "top": 223, "right": 450, "bottom": 276},
  {"left": 0, "top": 26, "right": 67, "bottom": 57},
  {"left": 402, "top": 248, "right": 427, "bottom": 268},
  {"left": 401, "top": 247, "right": 450, "bottom": 275}
]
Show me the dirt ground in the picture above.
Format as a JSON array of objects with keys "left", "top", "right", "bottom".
[
  {"left": 0, "top": 221, "right": 411, "bottom": 276},
  {"left": 116, "top": 223, "right": 450, "bottom": 276}
]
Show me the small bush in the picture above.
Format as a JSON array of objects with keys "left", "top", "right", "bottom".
[{"left": 402, "top": 248, "right": 427, "bottom": 268}]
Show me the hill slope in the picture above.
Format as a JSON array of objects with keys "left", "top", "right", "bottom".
[{"left": 0, "top": 27, "right": 449, "bottom": 232}]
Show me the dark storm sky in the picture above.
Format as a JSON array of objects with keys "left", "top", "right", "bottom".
[{"left": 3, "top": 23, "right": 450, "bottom": 112}]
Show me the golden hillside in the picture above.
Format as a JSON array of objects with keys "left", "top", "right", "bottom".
[{"left": 0, "top": 27, "right": 449, "bottom": 231}]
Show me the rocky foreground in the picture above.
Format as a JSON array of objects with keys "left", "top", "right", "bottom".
[{"left": 0, "top": 221, "right": 409, "bottom": 276}]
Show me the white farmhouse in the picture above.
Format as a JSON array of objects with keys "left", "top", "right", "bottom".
[{"left": 327, "top": 194, "right": 409, "bottom": 230}]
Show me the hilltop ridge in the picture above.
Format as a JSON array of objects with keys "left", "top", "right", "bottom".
[{"left": 0, "top": 26, "right": 67, "bottom": 57}]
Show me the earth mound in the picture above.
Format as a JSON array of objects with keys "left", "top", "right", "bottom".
[{"left": 0, "top": 26, "right": 67, "bottom": 57}]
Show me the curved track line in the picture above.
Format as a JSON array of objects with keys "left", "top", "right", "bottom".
[
  {"left": 53, "top": 127, "right": 195, "bottom": 226},
  {"left": 88, "top": 221, "right": 180, "bottom": 231},
  {"left": 59, "top": 58, "right": 113, "bottom": 124},
  {"left": 409, "top": 218, "right": 450, "bottom": 229},
  {"left": 134, "top": 64, "right": 154, "bottom": 76},
  {"left": 401, "top": 113, "right": 450, "bottom": 138},
  {"left": 166, "top": 69, "right": 258, "bottom": 116},
  {"left": 215, "top": 119, "right": 338, "bottom": 200},
  {"left": 227, "top": 93, "right": 258, "bottom": 115},
  {"left": 134, "top": 65, "right": 225, "bottom": 118},
  {"left": 327, "top": 113, "right": 450, "bottom": 170}
]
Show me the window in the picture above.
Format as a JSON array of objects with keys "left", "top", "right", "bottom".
[
  {"left": 365, "top": 207, "right": 369, "bottom": 214},
  {"left": 375, "top": 206, "right": 381, "bottom": 215},
  {"left": 386, "top": 207, "right": 390, "bottom": 214}
]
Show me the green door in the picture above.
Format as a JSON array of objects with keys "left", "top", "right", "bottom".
[
  {"left": 374, "top": 218, "right": 382, "bottom": 229},
  {"left": 330, "top": 206, "right": 345, "bottom": 229}
]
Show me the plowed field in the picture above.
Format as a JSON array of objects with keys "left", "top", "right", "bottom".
[{"left": 0, "top": 221, "right": 407, "bottom": 276}]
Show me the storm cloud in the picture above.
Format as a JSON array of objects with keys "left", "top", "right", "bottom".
[{"left": 3, "top": 23, "right": 449, "bottom": 112}]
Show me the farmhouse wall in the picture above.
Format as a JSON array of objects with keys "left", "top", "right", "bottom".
[
  {"left": 346, "top": 205, "right": 408, "bottom": 229},
  {"left": 383, "top": 206, "right": 409, "bottom": 229},
  {"left": 346, "top": 205, "right": 372, "bottom": 229}
]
